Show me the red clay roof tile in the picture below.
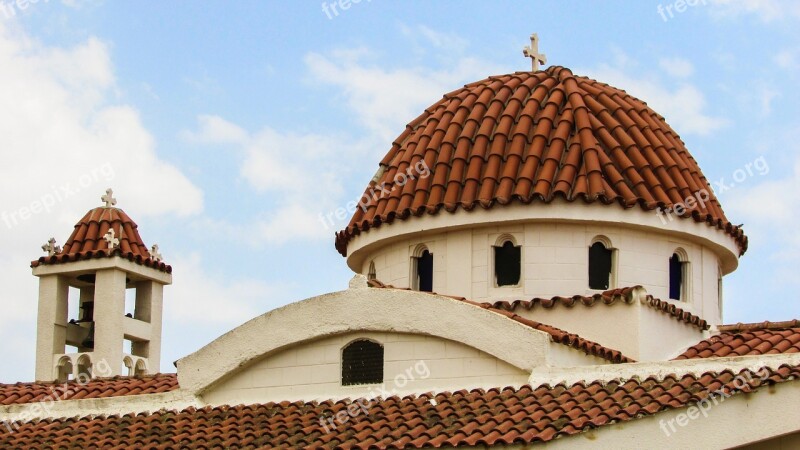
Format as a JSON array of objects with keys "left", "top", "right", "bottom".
[
  {"left": 0, "top": 374, "right": 177, "bottom": 406},
  {"left": 336, "top": 67, "right": 747, "bottom": 257},
  {"left": 30, "top": 207, "right": 171, "bottom": 273},
  {"left": 676, "top": 321, "right": 800, "bottom": 360},
  {"left": 1, "top": 366, "right": 796, "bottom": 449},
  {"left": 483, "top": 285, "right": 708, "bottom": 330}
]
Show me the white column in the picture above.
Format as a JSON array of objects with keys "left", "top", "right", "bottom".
[
  {"left": 93, "top": 268, "right": 126, "bottom": 376},
  {"left": 35, "top": 275, "right": 69, "bottom": 381},
  {"left": 132, "top": 280, "right": 164, "bottom": 373}
]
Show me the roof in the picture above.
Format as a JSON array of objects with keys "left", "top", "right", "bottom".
[
  {"left": 676, "top": 321, "right": 800, "bottom": 360},
  {"left": 1, "top": 365, "right": 796, "bottom": 448},
  {"left": 336, "top": 66, "right": 747, "bottom": 257},
  {"left": 31, "top": 206, "right": 171, "bottom": 273},
  {"left": 0, "top": 374, "right": 178, "bottom": 406},
  {"left": 367, "top": 280, "right": 633, "bottom": 363},
  {"left": 488, "top": 286, "right": 709, "bottom": 330}
]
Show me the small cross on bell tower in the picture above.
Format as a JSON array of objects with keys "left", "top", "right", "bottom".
[{"left": 523, "top": 33, "right": 547, "bottom": 71}]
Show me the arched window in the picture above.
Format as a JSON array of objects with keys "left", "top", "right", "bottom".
[
  {"left": 412, "top": 247, "right": 433, "bottom": 292},
  {"left": 588, "top": 240, "right": 613, "bottom": 290},
  {"left": 669, "top": 250, "right": 689, "bottom": 301},
  {"left": 494, "top": 239, "right": 521, "bottom": 287},
  {"left": 367, "top": 261, "right": 377, "bottom": 281},
  {"left": 341, "top": 339, "right": 384, "bottom": 386}
]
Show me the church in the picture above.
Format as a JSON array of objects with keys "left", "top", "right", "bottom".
[{"left": 1, "top": 35, "right": 798, "bottom": 449}]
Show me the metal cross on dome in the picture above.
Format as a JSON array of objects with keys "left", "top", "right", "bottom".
[
  {"left": 41, "top": 237, "right": 61, "bottom": 256},
  {"left": 523, "top": 33, "right": 547, "bottom": 71},
  {"left": 101, "top": 188, "right": 117, "bottom": 208}
]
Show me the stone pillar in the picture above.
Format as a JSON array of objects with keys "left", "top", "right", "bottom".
[
  {"left": 132, "top": 280, "right": 163, "bottom": 373},
  {"left": 93, "top": 268, "right": 126, "bottom": 376},
  {"left": 35, "top": 275, "right": 69, "bottom": 382}
]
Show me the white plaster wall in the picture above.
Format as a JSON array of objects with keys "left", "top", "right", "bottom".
[
  {"left": 638, "top": 304, "right": 710, "bottom": 361},
  {"left": 549, "top": 344, "right": 609, "bottom": 367},
  {"left": 362, "top": 220, "right": 723, "bottom": 326},
  {"left": 202, "top": 331, "right": 530, "bottom": 405},
  {"left": 740, "top": 431, "right": 800, "bottom": 449},
  {"left": 511, "top": 300, "right": 642, "bottom": 360}
]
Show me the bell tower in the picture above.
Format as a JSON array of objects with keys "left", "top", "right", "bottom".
[{"left": 31, "top": 189, "right": 172, "bottom": 382}]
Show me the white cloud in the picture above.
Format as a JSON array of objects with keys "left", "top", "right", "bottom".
[
  {"left": 180, "top": 115, "right": 247, "bottom": 145},
  {"left": 400, "top": 24, "right": 468, "bottom": 54},
  {"left": 184, "top": 115, "right": 353, "bottom": 243},
  {"left": 709, "top": 0, "right": 800, "bottom": 22},
  {"left": 165, "top": 253, "right": 282, "bottom": 325},
  {"left": 775, "top": 49, "right": 799, "bottom": 70},
  {"left": 726, "top": 154, "right": 800, "bottom": 281},
  {"left": 757, "top": 86, "right": 780, "bottom": 116},
  {"left": 304, "top": 46, "right": 501, "bottom": 143},
  {"left": 184, "top": 31, "right": 503, "bottom": 244},
  {"left": 659, "top": 57, "right": 695, "bottom": 78},
  {"left": 580, "top": 59, "right": 728, "bottom": 136},
  {"left": 0, "top": 19, "right": 203, "bottom": 337}
]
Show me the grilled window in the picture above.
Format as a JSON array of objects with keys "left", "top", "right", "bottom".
[
  {"left": 495, "top": 241, "right": 521, "bottom": 286},
  {"left": 367, "top": 261, "right": 376, "bottom": 281},
  {"left": 342, "top": 340, "right": 384, "bottom": 386},
  {"left": 588, "top": 242, "right": 612, "bottom": 290}
]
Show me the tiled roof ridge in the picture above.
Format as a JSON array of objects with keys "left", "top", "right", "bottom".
[
  {"left": 676, "top": 325, "right": 800, "bottom": 360},
  {"left": 336, "top": 65, "right": 747, "bottom": 257},
  {"left": 0, "top": 373, "right": 178, "bottom": 406},
  {"left": 2, "top": 364, "right": 797, "bottom": 448},
  {"left": 488, "top": 285, "right": 640, "bottom": 310},
  {"left": 486, "top": 285, "right": 708, "bottom": 331},
  {"left": 30, "top": 206, "right": 171, "bottom": 273},
  {"left": 366, "top": 280, "right": 634, "bottom": 363},
  {"left": 642, "top": 295, "right": 709, "bottom": 330},
  {"left": 718, "top": 319, "right": 800, "bottom": 332}
]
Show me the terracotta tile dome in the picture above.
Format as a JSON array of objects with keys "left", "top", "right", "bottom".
[
  {"left": 336, "top": 66, "right": 746, "bottom": 256},
  {"left": 31, "top": 206, "right": 170, "bottom": 273}
]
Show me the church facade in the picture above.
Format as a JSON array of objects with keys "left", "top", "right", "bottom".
[{"left": 1, "top": 56, "right": 799, "bottom": 449}]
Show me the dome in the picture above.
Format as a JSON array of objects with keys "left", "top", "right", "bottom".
[
  {"left": 336, "top": 66, "right": 746, "bottom": 257},
  {"left": 31, "top": 206, "right": 170, "bottom": 272}
]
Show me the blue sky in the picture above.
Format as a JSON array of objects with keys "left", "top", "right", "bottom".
[{"left": 0, "top": 0, "right": 798, "bottom": 382}]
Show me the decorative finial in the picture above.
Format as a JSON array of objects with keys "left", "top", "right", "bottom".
[
  {"left": 41, "top": 237, "right": 61, "bottom": 256},
  {"left": 522, "top": 33, "right": 547, "bottom": 71},
  {"left": 101, "top": 188, "right": 117, "bottom": 208},
  {"left": 150, "top": 244, "right": 162, "bottom": 262},
  {"left": 103, "top": 228, "right": 119, "bottom": 250}
]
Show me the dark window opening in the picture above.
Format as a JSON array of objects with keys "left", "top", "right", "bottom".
[
  {"left": 415, "top": 250, "right": 433, "bottom": 292},
  {"left": 342, "top": 340, "right": 384, "bottom": 386},
  {"left": 588, "top": 242, "right": 612, "bottom": 290},
  {"left": 495, "top": 241, "right": 521, "bottom": 286},
  {"left": 367, "top": 261, "right": 376, "bottom": 281},
  {"left": 669, "top": 253, "right": 683, "bottom": 300}
]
